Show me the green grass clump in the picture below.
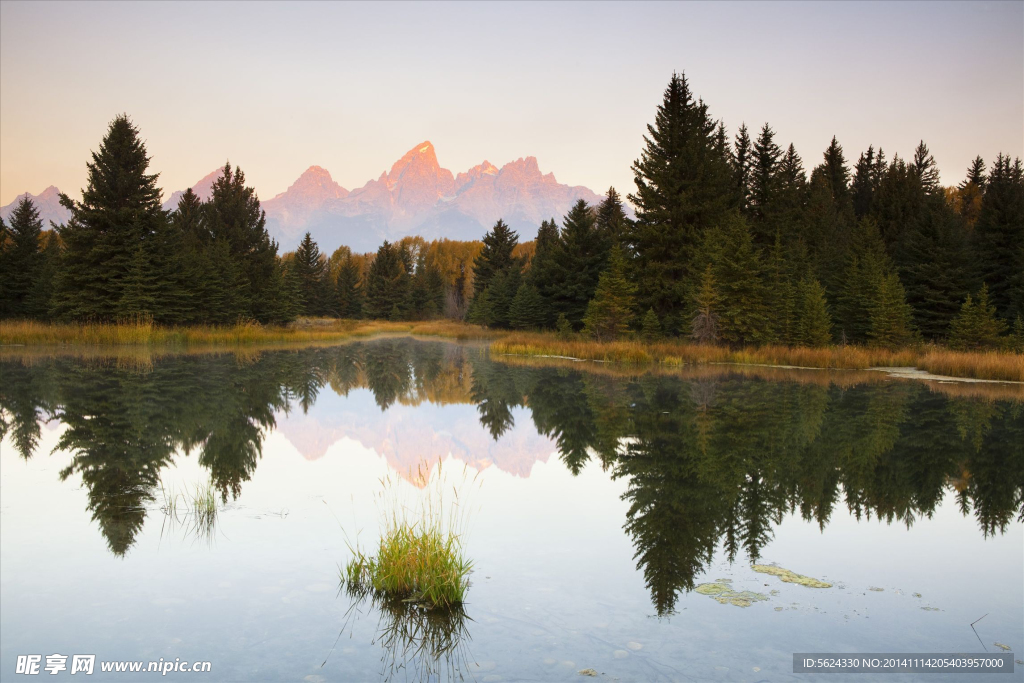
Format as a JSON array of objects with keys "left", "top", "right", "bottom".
[{"left": 342, "top": 463, "right": 476, "bottom": 610}]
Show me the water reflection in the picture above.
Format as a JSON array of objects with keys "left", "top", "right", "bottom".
[
  {"left": 1, "top": 339, "right": 1022, "bottom": 617},
  {"left": 334, "top": 584, "right": 473, "bottom": 682}
]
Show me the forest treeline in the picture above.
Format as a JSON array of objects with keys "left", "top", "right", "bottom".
[
  {"left": 2, "top": 340, "right": 1021, "bottom": 613},
  {"left": 1, "top": 73, "right": 1022, "bottom": 352}
]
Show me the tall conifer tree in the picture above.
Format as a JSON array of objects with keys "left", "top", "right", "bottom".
[{"left": 627, "top": 72, "right": 734, "bottom": 334}]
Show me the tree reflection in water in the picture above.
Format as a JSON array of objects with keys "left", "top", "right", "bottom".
[{"left": 1, "top": 339, "right": 1021, "bottom": 616}]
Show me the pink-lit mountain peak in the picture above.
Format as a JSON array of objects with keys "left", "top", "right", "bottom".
[{"left": 277, "top": 165, "right": 348, "bottom": 201}]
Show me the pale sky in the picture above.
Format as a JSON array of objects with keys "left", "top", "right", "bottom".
[{"left": 1, "top": 0, "right": 1022, "bottom": 207}]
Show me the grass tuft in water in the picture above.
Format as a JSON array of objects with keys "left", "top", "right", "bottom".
[{"left": 341, "top": 462, "right": 477, "bottom": 610}]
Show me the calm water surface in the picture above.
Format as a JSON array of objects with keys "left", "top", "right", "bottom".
[{"left": 1, "top": 338, "right": 1022, "bottom": 682}]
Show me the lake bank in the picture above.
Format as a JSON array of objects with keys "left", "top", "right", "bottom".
[{"left": 2, "top": 319, "right": 1021, "bottom": 382}]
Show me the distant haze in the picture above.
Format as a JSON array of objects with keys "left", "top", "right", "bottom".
[{"left": 1, "top": 1, "right": 1022, "bottom": 211}]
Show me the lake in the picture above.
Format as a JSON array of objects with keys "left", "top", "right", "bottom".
[{"left": 1, "top": 338, "right": 1021, "bottom": 682}]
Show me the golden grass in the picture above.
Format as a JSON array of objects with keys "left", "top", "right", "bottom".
[
  {"left": 0, "top": 318, "right": 495, "bottom": 348},
  {"left": 342, "top": 463, "right": 477, "bottom": 610},
  {"left": 489, "top": 333, "right": 1024, "bottom": 382}
]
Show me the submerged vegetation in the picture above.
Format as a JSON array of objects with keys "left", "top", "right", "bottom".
[
  {"left": 752, "top": 564, "right": 833, "bottom": 589},
  {"left": 159, "top": 480, "right": 219, "bottom": 544},
  {"left": 342, "top": 464, "right": 477, "bottom": 610},
  {"left": 695, "top": 579, "right": 769, "bottom": 608}
]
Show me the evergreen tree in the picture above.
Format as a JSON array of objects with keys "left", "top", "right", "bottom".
[
  {"left": 510, "top": 283, "right": 546, "bottom": 330},
  {"left": 764, "top": 234, "right": 797, "bottom": 343},
  {"left": 335, "top": 256, "right": 364, "bottom": 318},
  {"left": 793, "top": 278, "right": 833, "bottom": 347},
  {"left": 911, "top": 141, "right": 941, "bottom": 195},
  {"left": 813, "top": 136, "right": 852, "bottom": 208},
  {"left": 627, "top": 72, "right": 734, "bottom": 334},
  {"left": 293, "top": 232, "right": 328, "bottom": 316},
  {"left": 748, "top": 123, "right": 782, "bottom": 243},
  {"left": 899, "top": 201, "right": 970, "bottom": 339},
  {"left": 364, "top": 241, "right": 409, "bottom": 319},
  {"left": 775, "top": 144, "right": 808, "bottom": 244},
  {"left": 473, "top": 219, "right": 519, "bottom": 296},
  {"left": 3, "top": 197, "right": 45, "bottom": 318},
  {"left": 640, "top": 308, "right": 663, "bottom": 342},
  {"left": 0, "top": 217, "right": 11, "bottom": 318},
  {"left": 833, "top": 218, "right": 892, "bottom": 343},
  {"left": 205, "top": 163, "right": 280, "bottom": 323},
  {"left": 973, "top": 154, "right": 1024, "bottom": 320},
  {"left": 851, "top": 145, "right": 877, "bottom": 219},
  {"left": 582, "top": 246, "right": 636, "bottom": 340},
  {"left": 868, "top": 271, "right": 916, "bottom": 349},
  {"left": 947, "top": 285, "right": 1007, "bottom": 350},
  {"left": 32, "top": 231, "right": 62, "bottom": 318},
  {"left": 690, "top": 264, "right": 720, "bottom": 345},
  {"left": 595, "top": 187, "right": 631, "bottom": 251},
  {"left": 54, "top": 115, "right": 170, "bottom": 321},
  {"left": 732, "top": 123, "right": 752, "bottom": 212},
  {"left": 526, "top": 218, "right": 562, "bottom": 327},
  {"left": 956, "top": 156, "right": 986, "bottom": 229},
  {"left": 552, "top": 199, "right": 607, "bottom": 328},
  {"left": 409, "top": 252, "right": 445, "bottom": 319},
  {"left": 697, "top": 215, "right": 768, "bottom": 345}
]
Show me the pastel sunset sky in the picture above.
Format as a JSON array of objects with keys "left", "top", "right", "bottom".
[{"left": 1, "top": 0, "right": 1021, "bottom": 206}]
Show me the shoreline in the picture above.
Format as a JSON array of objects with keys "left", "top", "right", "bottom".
[{"left": 1, "top": 319, "right": 1021, "bottom": 383}]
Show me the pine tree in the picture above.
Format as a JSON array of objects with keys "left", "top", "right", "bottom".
[
  {"left": 690, "top": 264, "right": 720, "bottom": 345},
  {"left": 54, "top": 115, "right": 169, "bottom": 321},
  {"left": 851, "top": 145, "right": 877, "bottom": 219},
  {"left": 833, "top": 218, "right": 891, "bottom": 343},
  {"left": 775, "top": 144, "right": 808, "bottom": 244},
  {"left": 509, "top": 283, "right": 546, "bottom": 330},
  {"left": 473, "top": 219, "right": 519, "bottom": 296},
  {"left": 793, "top": 278, "right": 833, "bottom": 347},
  {"left": 815, "top": 136, "right": 851, "bottom": 208},
  {"left": 117, "top": 243, "right": 158, "bottom": 319},
  {"left": 957, "top": 156, "right": 986, "bottom": 229},
  {"left": 947, "top": 284, "right": 1007, "bottom": 350},
  {"left": 293, "top": 232, "right": 328, "bottom": 316},
  {"left": 364, "top": 241, "right": 409, "bottom": 319},
  {"left": 3, "top": 197, "right": 45, "bottom": 318},
  {"left": 627, "top": 72, "right": 734, "bottom": 334},
  {"left": 973, "top": 154, "right": 1024, "bottom": 320},
  {"left": 526, "top": 218, "right": 562, "bottom": 327},
  {"left": 552, "top": 199, "right": 607, "bottom": 328},
  {"left": 595, "top": 187, "right": 631, "bottom": 251},
  {"left": 748, "top": 123, "right": 782, "bottom": 243},
  {"left": 697, "top": 215, "right": 768, "bottom": 345},
  {"left": 911, "top": 141, "right": 941, "bottom": 195},
  {"left": 205, "top": 163, "right": 280, "bottom": 322},
  {"left": 335, "top": 256, "right": 364, "bottom": 318},
  {"left": 868, "top": 271, "right": 917, "bottom": 349},
  {"left": 899, "top": 200, "right": 970, "bottom": 339},
  {"left": 31, "top": 231, "right": 62, "bottom": 318},
  {"left": 640, "top": 308, "right": 663, "bottom": 342},
  {"left": 582, "top": 246, "right": 636, "bottom": 340},
  {"left": 764, "top": 234, "right": 796, "bottom": 343},
  {"left": 732, "top": 123, "right": 752, "bottom": 212},
  {"left": 0, "top": 217, "right": 11, "bottom": 317}
]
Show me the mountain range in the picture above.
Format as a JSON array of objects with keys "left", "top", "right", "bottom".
[
  {"left": 3, "top": 142, "right": 613, "bottom": 254},
  {"left": 0, "top": 186, "right": 71, "bottom": 229},
  {"left": 165, "top": 141, "right": 608, "bottom": 253}
]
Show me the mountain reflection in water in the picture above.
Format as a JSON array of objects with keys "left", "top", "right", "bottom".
[{"left": 1, "top": 338, "right": 1021, "bottom": 617}]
